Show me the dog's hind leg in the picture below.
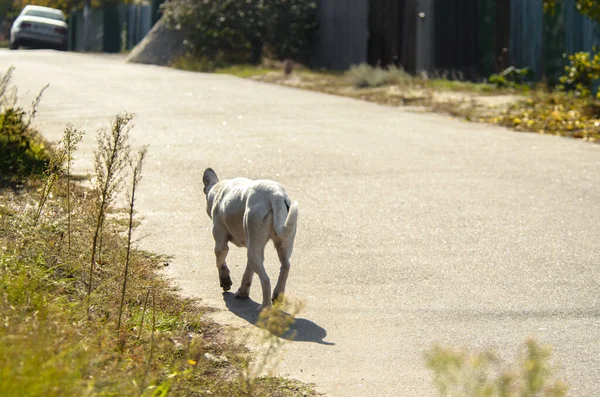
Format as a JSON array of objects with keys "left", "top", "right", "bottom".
[
  {"left": 213, "top": 224, "right": 232, "bottom": 291},
  {"left": 244, "top": 212, "right": 272, "bottom": 312},
  {"left": 234, "top": 265, "right": 254, "bottom": 299},
  {"left": 273, "top": 236, "right": 294, "bottom": 303},
  {"left": 247, "top": 241, "right": 270, "bottom": 312}
]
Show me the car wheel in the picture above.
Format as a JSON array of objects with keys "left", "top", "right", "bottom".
[{"left": 9, "top": 40, "right": 19, "bottom": 50}]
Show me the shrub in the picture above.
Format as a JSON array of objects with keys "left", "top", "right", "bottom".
[
  {"left": 266, "top": 0, "right": 319, "bottom": 63},
  {"left": 163, "top": 0, "right": 318, "bottom": 66},
  {"left": 0, "top": 67, "right": 49, "bottom": 185},
  {"left": 488, "top": 66, "right": 532, "bottom": 88},
  {"left": 0, "top": 108, "right": 48, "bottom": 184},
  {"left": 387, "top": 65, "right": 412, "bottom": 84},
  {"left": 557, "top": 50, "right": 600, "bottom": 98},
  {"left": 345, "top": 64, "right": 388, "bottom": 88},
  {"left": 345, "top": 64, "right": 412, "bottom": 88},
  {"left": 490, "top": 91, "right": 600, "bottom": 141}
]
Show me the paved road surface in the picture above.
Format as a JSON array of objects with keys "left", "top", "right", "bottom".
[{"left": 3, "top": 50, "right": 600, "bottom": 396}]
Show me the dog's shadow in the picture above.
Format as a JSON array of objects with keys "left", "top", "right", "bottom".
[{"left": 222, "top": 292, "right": 335, "bottom": 346}]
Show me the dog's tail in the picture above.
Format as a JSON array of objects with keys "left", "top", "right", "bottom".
[{"left": 272, "top": 196, "right": 298, "bottom": 240}]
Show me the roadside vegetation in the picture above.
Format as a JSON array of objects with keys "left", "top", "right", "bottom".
[
  {"left": 426, "top": 339, "right": 567, "bottom": 397},
  {"left": 0, "top": 66, "right": 317, "bottom": 396},
  {"left": 163, "top": 0, "right": 318, "bottom": 70},
  {"left": 0, "top": 66, "right": 49, "bottom": 186}
]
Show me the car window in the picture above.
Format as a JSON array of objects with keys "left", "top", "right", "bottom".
[{"left": 24, "top": 9, "right": 65, "bottom": 21}]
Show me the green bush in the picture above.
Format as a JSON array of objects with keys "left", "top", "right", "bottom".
[
  {"left": 0, "top": 67, "right": 49, "bottom": 185},
  {"left": 345, "top": 64, "right": 412, "bottom": 88},
  {"left": 0, "top": 108, "right": 49, "bottom": 185},
  {"left": 266, "top": 0, "right": 319, "bottom": 63},
  {"left": 488, "top": 66, "right": 532, "bottom": 88},
  {"left": 557, "top": 50, "right": 600, "bottom": 98},
  {"left": 163, "top": 0, "right": 318, "bottom": 66}
]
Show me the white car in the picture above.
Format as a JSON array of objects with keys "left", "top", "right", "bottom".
[{"left": 10, "top": 5, "right": 68, "bottom": 51}]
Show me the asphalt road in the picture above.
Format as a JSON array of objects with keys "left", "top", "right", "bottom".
[{"left": 3, "top": 50, "right": 600, "bottom": 396}]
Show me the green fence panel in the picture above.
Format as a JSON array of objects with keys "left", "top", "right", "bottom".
[{"left": 103, "top": 5, "right": 120, "bottom": 53}]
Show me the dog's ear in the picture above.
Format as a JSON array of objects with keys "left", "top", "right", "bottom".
[{"left": 203, "top": 168, "right": 219, "bottom": 192}]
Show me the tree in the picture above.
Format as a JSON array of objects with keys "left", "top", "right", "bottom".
[
  {"left": 543, "top": 0, "right": 600, "bottom": 22},
  {"left": 163, "top": 0, "right": 318, "bottom": 65}
]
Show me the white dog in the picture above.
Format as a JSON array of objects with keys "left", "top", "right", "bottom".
[{"left": 202, "top": 168, "right": 298, "bottom": 312}]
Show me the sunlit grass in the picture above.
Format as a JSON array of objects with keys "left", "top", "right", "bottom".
[
  {"left": 214, "top": 64, "right": 274, "bottom": 78},
  {"left": 171, "top": 55, "right": 274, "bottom": 77}
]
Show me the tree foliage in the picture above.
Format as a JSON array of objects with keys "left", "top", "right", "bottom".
[
  {"left": 543, "top": 0, "right": 600, "bottom": 96},
  {"left": 543, "top": 0, "right": 600, "bottom": 22},
  {"left": 163, "top": 0, "right": 319, "bottom": 65},
  {"left": 557, "top": 50, "right": 600, "bottom": 97}
]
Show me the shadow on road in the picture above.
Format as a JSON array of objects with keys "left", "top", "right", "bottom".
[{"left": 222, "top": 292, "right": 334, "bottom": 346}]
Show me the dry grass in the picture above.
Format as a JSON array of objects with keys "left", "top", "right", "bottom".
[
  {"left": 0, "top": 163, "right": 318, "bottom": 397},
  {"left": 1, "top": 64, "right": 318, "bottom": 396},
  {"left": 426, "top": 338, "right": 567, "bottom": 397},
  {"left": 0, "top": 113, "right": 318, "bottom": 397}
]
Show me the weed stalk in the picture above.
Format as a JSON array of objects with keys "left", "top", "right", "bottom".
[
  {"left": 117, "top": 145, "right": 149, "bottom": 331},
  {"left": 87, "top": 114, "right": 132, "bottom": 303},
  {"left": 63, "top": 126, "right": 84, "bottom": 253},
  {"left": 21, "top": 84, "right": 48, "bottom": 135},
  {"left": 137, "top": 287, "right": 151, "bottom": 340}
]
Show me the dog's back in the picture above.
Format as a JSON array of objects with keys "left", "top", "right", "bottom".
[{"left": 209, "top": 178, "right": 298, "bottom": 247}]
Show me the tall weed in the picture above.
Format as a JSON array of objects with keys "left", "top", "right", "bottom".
[
  {"left": 426, "top": 338, "right": 567, "bottom": 397},
  {"left": 88, "top": 113, "right": 132, "bottom": 300}
]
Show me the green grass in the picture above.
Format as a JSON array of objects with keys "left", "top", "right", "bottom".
[
  {"left": 214, "top": 64, "right": 274, "bottom": 78},
  {"left": 428, "top": 78, "right": 500, "bottom": 94},
  {"left": 170, "top": 55, "right": 274, "bottom": 77},
  {"left": 343, "top": 64, "right": 528, "bottom": 94}
]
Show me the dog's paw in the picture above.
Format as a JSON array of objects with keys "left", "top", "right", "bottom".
[
  {"left": 234, "top": 289, "right": 249, "bottom": 299},
  {"left": 220, "top": 276, "right": 233, "bottom": 291}
]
